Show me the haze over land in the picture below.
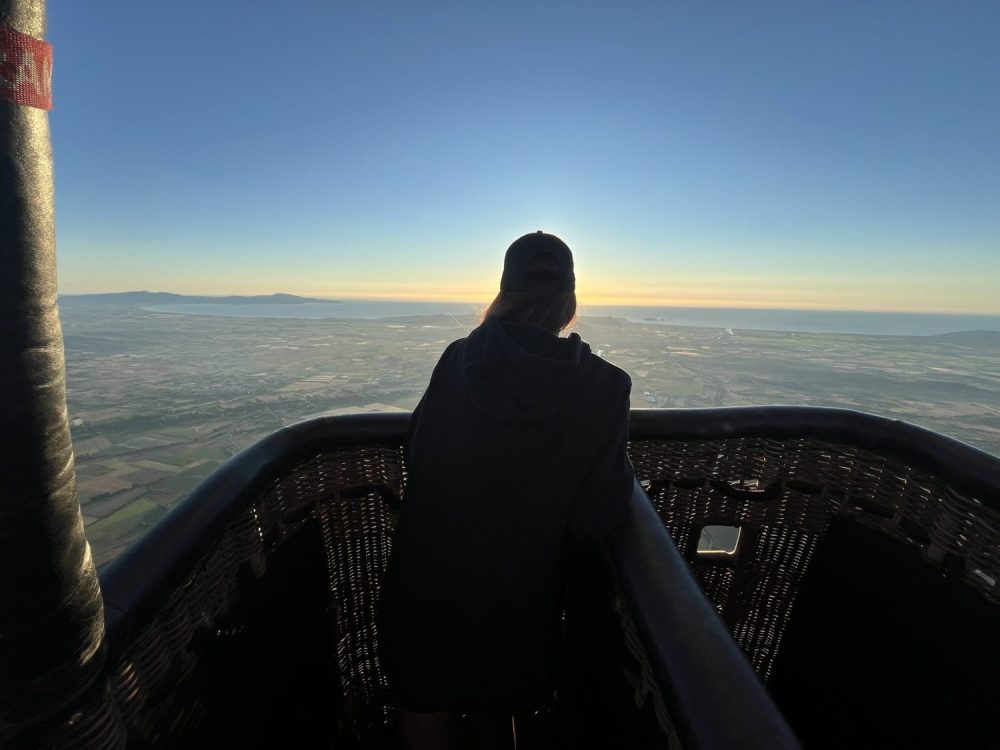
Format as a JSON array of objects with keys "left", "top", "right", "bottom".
[
  {"left": 60, "top": 296, "right": 1000, "bottom": 566},
  {"left": 65, "top": 292, "right": 341, "bottom": 305}
]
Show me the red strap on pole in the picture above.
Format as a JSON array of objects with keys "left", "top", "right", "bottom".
[{"left": 1, "top": 24, "right": 52, "bottom": 110}]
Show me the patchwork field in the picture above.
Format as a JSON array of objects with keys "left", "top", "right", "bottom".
[{"left": 60, "top": 299, "right": 1000, "bottom": 566}]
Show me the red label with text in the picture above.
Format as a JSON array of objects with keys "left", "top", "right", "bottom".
[{"left": 1, "top": 25, "right": 52, "bottom": 110}]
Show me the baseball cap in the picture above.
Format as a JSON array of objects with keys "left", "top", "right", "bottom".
[{"left": 499, "top": 231, "right": 575, "bottom": 293}]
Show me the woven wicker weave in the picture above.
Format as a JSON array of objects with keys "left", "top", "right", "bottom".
[
  {"left": 630, "top": 436, "right": 1000, "bottom": 682},
  {"left": 21, "top": 414, "right": 998, "bottom": 749},
  {"left": 36, "top": 443, "right": 402, "bottom": 749}
]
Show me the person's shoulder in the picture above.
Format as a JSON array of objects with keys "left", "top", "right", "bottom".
[
  {"left": 419, "top": 338, "right": 469, "bottom": 403},
  {"left": 442, "top": 336, "right": 466, "bottom": 355},
  {"left": 430, "top": 337, "right": 466, "bottom": 370},
  {"left": 426, "top": 335, "right": 474, "bottom": 379},
  {"left": 579, "top": 341, "right": 631, "bottom": 398}
]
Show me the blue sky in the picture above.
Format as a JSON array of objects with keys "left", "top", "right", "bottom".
[{"left": 49, "top": 1, "right": 999, "bottom": 311}]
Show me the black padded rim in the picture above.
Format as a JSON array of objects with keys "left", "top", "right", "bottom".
[{"left": 101, "top": 407, "right": 1000, "bottom": 645}]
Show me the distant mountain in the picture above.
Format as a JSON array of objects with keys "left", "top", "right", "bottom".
[
  {"left": 921, "top": 330, "right": 1000, "bottom": 346},
  {"left": 60, "top": 292, "right": 341, "bottom": 305}
]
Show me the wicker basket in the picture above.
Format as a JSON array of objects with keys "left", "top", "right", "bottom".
[{"left": 13, "top": 409, "right": 998, "bottom": 749}]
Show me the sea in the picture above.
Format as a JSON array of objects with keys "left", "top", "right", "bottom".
[{"left": 143, "top": 301, "right": 1000, "bottom": 337}]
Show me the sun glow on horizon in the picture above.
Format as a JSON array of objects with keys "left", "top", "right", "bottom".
[
  {"left": 326, "top": 292, "right": 1000, "bottom": 316},
  {"left": 291, "top": 270, "right": 1000, "bottom": 315},
  {"left": 57, "top": 281, "right": 1000, "bottom": 317}
]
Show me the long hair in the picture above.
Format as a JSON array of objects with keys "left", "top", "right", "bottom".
[{"left": 481, "top": 252, "right": 577, "bottom": 334}]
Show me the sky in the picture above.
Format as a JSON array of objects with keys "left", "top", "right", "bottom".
[{"left": 48, "top": 1, "right": 1000, "bottom": 312}]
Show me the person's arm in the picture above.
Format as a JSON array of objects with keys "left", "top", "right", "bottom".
[{"left": 569, "top": 383, "right": 634, "bottom": 541}]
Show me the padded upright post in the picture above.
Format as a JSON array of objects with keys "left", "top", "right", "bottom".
[{"left": 0, "top": 0, "right": 106, "bottom": 735}]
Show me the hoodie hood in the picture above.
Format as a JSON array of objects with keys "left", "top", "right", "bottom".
[{"left": 461, "top": 318, "right": 589, "bottom": 424}]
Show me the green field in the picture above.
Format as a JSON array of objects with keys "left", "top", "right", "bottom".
[
  {"left": 85, "top": 498, "right": 167, "bottom": 564},
  {"left": 60, "top": 302, "right": 1000, "bottom": 567}
]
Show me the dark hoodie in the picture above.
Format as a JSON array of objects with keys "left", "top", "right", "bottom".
[{"left": 378, "top": 317, "right": 634, "bottom": 713}]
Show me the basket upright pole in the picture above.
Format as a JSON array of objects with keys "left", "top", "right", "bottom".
[{"left": 0, "top": 0, "right": 106, "bottom": 736}]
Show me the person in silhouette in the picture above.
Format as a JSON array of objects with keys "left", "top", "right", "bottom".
[{"left": 378, "top": 231, "right": 635, "bottom": 750}]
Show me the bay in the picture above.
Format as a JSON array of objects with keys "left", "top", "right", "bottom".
[{"left": 144, "top": 301, "right": 1000, "bottom": 337}]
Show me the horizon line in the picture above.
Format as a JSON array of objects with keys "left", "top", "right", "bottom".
[{"left": 57, "top": 290, "right": 1000, "bottom": 317}]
